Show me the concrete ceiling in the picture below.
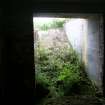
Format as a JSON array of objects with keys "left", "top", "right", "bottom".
[{"left": 34, "top": 0, "right": 104, "bottom": 2}]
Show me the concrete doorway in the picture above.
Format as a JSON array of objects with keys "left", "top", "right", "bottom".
[{"left": 33, "top": 14, "right": 104, "bottom": 105}]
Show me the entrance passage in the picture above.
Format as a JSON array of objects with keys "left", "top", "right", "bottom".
[{"left": 33, "top": 15, "right": 104, "bottom": 105}]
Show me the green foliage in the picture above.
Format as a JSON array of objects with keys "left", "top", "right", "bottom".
[
  {"left": 36, "top": 71, "right": 50, "bottom": 88},
  {"left": 35, "top": 47, "right": 96, "bottom": 99},
  {"left": 35, "top": 19, "right": 66, "bottom": 30}
]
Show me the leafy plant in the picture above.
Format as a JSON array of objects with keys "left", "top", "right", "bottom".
[
  {"left": 35, "top": 46, "right": 96, "bottom": 101},
  {"left": 35, "top": 19, "right": 66, "bottom": 31}
]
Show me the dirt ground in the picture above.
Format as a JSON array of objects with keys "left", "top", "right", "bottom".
[{"left": 41, "top": 95, "right": 105, "bottom": 105}]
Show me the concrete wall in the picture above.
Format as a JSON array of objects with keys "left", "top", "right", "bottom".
[
  {"left": 0, "top": 8, "right": 6, "bottom": 98},
  {"left": 64, "top": 16, "right": 104, "bottom": 91},
  {"left": 3, "top": 11, "right": 35, "bottom": 104},
  {"left": 86, "top": 16, "right": 104, "bottom": 91},
  {"left": 64, "top": 19, "right": 86, "bottom": 59}
]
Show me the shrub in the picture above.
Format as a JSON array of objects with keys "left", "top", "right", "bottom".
[
  {"left": 35, "top": 19, "right": 66, "bottom": 31},
  {"left": 35, "top": 47, "right": 96, "bottom": 99}
]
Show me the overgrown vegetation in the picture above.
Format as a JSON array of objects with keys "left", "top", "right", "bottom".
[
  {"left": 35, "top": 47, "right": 97, "bottom": 104},
  {"left": 35, "top": 19, "right": 66, "bottom": 30},
  {"left": 34, "top": 18, "right": 103, "bottom": 105}
]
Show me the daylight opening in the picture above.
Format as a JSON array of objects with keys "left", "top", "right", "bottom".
[{"left": 33, "top": 15, "right": 104, "bottom": 105}]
